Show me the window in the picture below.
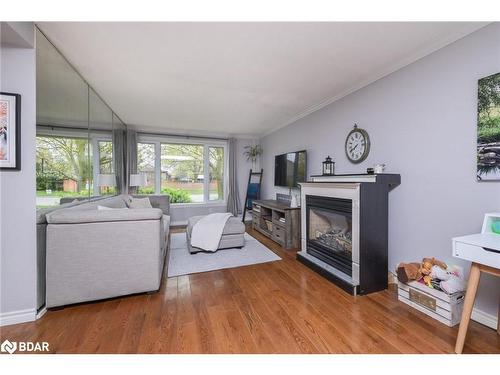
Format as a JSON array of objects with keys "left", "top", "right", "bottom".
[
  {"left": 161, "top": 144, "right": 204, "bottom": 203},
  {"left": 137, "top": 143, "right": 156, "bottom": 194},
  {"left": 209, "top": 146, "right": 224, "bottom": 201},
  {"left": 137, "top": 137, "right": 227, "bottom": 204},
  {"left": 36, "top": 135, "right": 92, "bottom": 207},
  {"left": 98, "top": 140, "right": 115, "bottom": 196}
]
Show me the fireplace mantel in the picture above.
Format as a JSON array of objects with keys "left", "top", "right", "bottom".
[
  {"left": 307, "top": 173, "right": 401, "bottom": 189},
  {"left": 297, "top": 173, "right": 401, "bottom": 295}
]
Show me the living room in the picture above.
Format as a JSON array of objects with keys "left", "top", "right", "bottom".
[{"left": 1, "top": 1, "right": 499, "bottom": 371}]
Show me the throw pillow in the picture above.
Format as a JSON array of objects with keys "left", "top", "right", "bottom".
[{"left": 128, "top": 197, "right": 153, "bottom": 209}]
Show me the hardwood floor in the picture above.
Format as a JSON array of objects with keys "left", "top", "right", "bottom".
[{"left": 1, "top": 225, "right": 499, "bottom": 354}]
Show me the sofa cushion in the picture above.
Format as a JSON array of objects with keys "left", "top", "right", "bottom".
[
  {"left": 46, "top": 207, "right": 163, "bottom": 224},
  {"left": 68, "top": 195, "right": 128, "bottom": 211},
  {"left": 97, "top": 205, "right": 128, "bottom": 211},
  {"left": 128, "top": 197, "right": 153, "bottom": 209},
  {"left": 132, "top": 195, "right": 170, "bottom": 215}
]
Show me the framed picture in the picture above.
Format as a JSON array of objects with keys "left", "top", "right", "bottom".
[
  {"left": 477, "top": 72, "right": 500, "bottom": 181},
  {"left": 0, "top": 92, "right": 21, "bottom": 170}
]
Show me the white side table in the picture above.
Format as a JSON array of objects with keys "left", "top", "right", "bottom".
[{"left": 452, "top": 232, "right": 500, "bottom": 353}]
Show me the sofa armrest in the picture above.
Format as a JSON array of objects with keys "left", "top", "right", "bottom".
[{"left": 46, "top": 208, "right": 163, "bottom": 224}]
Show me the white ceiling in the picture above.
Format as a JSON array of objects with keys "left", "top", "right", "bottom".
[{"left": 37, "top": 22, "right": 487, "bottom": 137}]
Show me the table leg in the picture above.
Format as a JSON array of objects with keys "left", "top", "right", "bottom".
[{"left": 455, "top": 262, "right": 481, "bottom": 354}]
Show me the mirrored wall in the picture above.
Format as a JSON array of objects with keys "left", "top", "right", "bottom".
[{"left": 36, "top": 28, "right": 127, "bottom": 208}]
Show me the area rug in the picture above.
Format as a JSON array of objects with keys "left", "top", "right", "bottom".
[{"left": 167, "top": 232, "right": 281, "bottom": 277}]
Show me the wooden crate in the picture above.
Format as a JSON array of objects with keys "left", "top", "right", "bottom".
[{"left": 397, "top": 280, "right": 465, "bottom": 327}]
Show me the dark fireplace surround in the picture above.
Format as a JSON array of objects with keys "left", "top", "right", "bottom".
[{"left": 297, "top": 174, "right": 401, "bottom": 295}]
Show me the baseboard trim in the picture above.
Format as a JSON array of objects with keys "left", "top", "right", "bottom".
[
  {"left": 0, "top": 308, "right": 36, "bottom": 327},
  {"left": 36, "top": 307, "right": 47, "bottom": 320},
  {"left": 471, "top": 307, "right": 498, "bottom": 330}
]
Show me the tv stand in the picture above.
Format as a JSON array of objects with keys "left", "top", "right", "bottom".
[{"left": 251, "top": 200, "right": 301, "bottom": 249}]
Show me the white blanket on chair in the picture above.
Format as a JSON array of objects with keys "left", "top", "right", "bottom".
[{"left": 190, "top": 213, "right": 233, "bottom": 252}]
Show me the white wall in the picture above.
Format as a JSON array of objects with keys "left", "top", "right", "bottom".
[
  {"left": 260, "top": 23, "right": 500, "bottom": 325},
  {"left": 0, "top": 23, "right": 37, "bottom": 325}
]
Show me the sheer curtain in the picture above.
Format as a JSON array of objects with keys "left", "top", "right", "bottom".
[{"left": 227, "top": 138, "right": 241, "bottom": 216}]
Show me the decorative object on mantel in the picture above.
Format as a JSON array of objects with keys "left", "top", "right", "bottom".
[
  {"left": 477, "top": 72, "right": 500, "bottom": 181},
  {"left": 0, "top": 92, "right": 21, "bottom": 170},
  {"left": 322, "top": 155, "right": 335, "bottom": 175},
  {"left": 345, "top": 123, "right": 370, "bottom": 164},
  {"left": 366, "top": 167, "right": 374, "bottom": 174},
  {"left": 243, "top": 144, "right": 263, "bottom": 170},
  {"left": 374, "top": 163, "right": 386, "bottom": 173}
]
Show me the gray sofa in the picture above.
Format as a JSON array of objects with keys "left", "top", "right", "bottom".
[
  {"left": 36, "top": 198, "right": 96, "bottom": 310},
  {"left": 44, "top": 194, "right": 170, "bottom": 308}
]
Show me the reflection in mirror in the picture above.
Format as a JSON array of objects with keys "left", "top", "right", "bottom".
[
  {"left": 36, "top": 29, "right": 91, "bottom": 207},
  {"left": 36, "top": 30, "right": 88, "bottom": 130},
  {"left": 34, "top": 27, "right": 128, "bottom": 314},
  {"left": 35, "top": 29, "right": 127, "bottom": 208},
  {"left": 113, "top": 113, "right": 127, "bottom": 194},
  {"left": 89, "top": 88, "right": 114, "bottom": 196}
]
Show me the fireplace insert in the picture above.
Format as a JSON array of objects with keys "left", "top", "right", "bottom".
[{"left": 306, "top": 195, "right": 353, "bottom": 276}]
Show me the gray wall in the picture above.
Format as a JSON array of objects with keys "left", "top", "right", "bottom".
[
  {"left": 0, "top": 23, "right": 37, "bottom": 324},
  {"left": 260, "top": 23, "right": 500, "bottom": 321}
]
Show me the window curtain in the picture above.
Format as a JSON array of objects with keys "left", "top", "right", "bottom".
[
  {"left": 113, "top": 128, "right": 126, "bottom": 194},
  {"left": 227, "top": 138, "right": 241, "bottom": 216},
  {"left": 126, "top": 129, "right": 138, "bottom": 194}
]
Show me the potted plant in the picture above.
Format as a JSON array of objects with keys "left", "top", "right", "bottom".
[{"left": 243, "top": 145, "right": 262, "bottom": 170}]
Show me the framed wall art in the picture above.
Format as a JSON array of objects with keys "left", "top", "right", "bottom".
[
  {"left": 477, "top": 72, "right": 500, "bottom": 181},
  {"left": 0, "top": 92, "right": 21, "bottom": 170}
]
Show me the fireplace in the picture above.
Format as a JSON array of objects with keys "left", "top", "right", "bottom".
[
  {"left": 297, "top": 174, "right": 401, "bottom": 295},
  {"left": 306, "top": 196, "right": 353, "bottom": 276}
]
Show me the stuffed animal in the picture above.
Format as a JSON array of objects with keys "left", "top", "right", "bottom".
[
  {"left": 397, "top": 257, "right": 465, "bottom": 294},
  {"left": 430, "top": 264, "right": 465, "bottom": 294},
  {"left": 396, "top": 262, "right": 422, "bottom": 283},
  {"left": 419, "top": 257, "right": 447, "bottom": 277}
]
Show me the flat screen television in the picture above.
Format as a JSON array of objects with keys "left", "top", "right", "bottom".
[{"left": 274, "top": 150, "right": 307, "bottom": 187}]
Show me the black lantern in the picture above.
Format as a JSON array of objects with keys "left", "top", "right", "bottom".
[{"left": 322, "top": 156, "right": 335, "bottom": 176}]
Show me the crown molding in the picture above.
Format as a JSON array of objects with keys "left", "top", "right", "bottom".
[{"left": 260, "top": 22, "right": 490, "bottom": 139}]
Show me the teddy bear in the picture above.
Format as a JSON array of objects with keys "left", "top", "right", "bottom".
[{"left": 419, "top": 257, "right": 447, "bottom": 276}]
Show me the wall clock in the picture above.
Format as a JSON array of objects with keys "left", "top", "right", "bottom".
[{"left": 345, "top": 124, "right": 370, "bottom": 164}]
